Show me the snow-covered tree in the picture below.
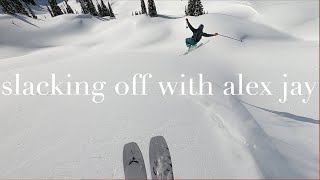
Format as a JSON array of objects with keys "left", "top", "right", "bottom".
[
  {"left": 79, "top": 0, "right": 98, "bottom": 16},
  {"left": 0, "top": 0, "right": 39, "bottom": 16},
  {"left": 87, "top": 0, "right": 98, "bottom": 16},
  {"left": 186, "top": 0, "right": 204, "bottom": 16},
  {"left": 193, "top": 0, "right": 204, "bottom": 16},
  {"left": 0, "top": 0, "right": 15, "bottom": 14},
  {"left": 97, "top": 0, "right": 102, "bottom": 16},
  {"left": 100, "top": 0, "right": 110, "bottom": 17},
  {"left": 12, "top": 0, "right": 29, "bottom": 16},
  {"left": 140, "top": 0, "right": 147, "bottom": 14},
  {"left": 185, "top": 0, "right": 194, "bottom": 16},
  {"left": 65, "top": 0, "right": 74, "bottom": 14},
  {"left": 48, "top": 0, "right": 63, "bottom": 16},
  {"left": 147, "top": 0, "right": 157, "bottom": 17},
  {"left": 108, "top": 1, "right": 114, "bottom": 18},
  {"left": 79, "top": 0, "right": 89, "bottom": 14}
]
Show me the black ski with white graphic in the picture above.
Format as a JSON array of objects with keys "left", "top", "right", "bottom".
[
  {"left": 123, "top": 142, "right": 147, "bottom": 180},
  {"left": 149, "top": 136, "right": 174, "bottom": 180},
  {"left": 180, "top": 40, "right": 210, "bottom": 56}
]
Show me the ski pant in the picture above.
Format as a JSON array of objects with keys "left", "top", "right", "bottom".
[{"left": 185, "top": 37, "right": 197, "bottom": 46}]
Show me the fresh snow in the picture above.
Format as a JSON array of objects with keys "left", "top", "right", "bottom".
[{"left": 0, "top": 0, "right": 318, "bottom": 178}]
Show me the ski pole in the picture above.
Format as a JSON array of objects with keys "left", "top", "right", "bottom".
[{"left": 219, "top": 34, "right": 243, "bottom": 42}]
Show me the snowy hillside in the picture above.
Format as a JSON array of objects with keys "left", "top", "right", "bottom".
[{"left": 0, "top": 0, "right": 318, "bottom": 179}]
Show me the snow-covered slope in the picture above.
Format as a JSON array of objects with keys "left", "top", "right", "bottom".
[{"left": 0, "top": 0, "right": 318, "bottom": 178}]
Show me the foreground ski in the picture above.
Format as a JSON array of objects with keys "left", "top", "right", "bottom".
[
  {"left": 149, "top": 136, "right": 174, "bottom": 180},
  {"left": 123, "top": 142, "right": 147, "bottom": 180},
  {"left": 180, "top": 40, "right": 210, "bottom": 56}
]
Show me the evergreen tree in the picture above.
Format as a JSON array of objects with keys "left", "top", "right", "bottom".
[
  {"left": 79, "top": 0, "right": 98, "bottom": 16},
  {"left": 0, "top": 0, "right": 16, "bottom": 14},
  {"left": 186, "top": 0, "right": 204, "bottom": 16},
  {"left": 97, "top": 0, "right": 102, "bottom": 16},
  {"left": 65, "top": 0, "right": 74, "bottom": 14},
  {"left": 48, "top": 0, "right": 63, "bottom": 16},
  {"left": 26, "top": 3, "right": 37, "bottom": 18},
  {"left": 147, "top": 0, "right": 157, "bottom": 17},
  {"left": 108, "top": 1, "right": 114, "bottom": 18},
  {"left": 0, "top": 0, "right": 39, "bottom": 17},
  {"left": 100, "top": 0, "right": 110, "bottom": 16},
  {"left": 185, "top": 0, "right": 194, "bottom": 16},
  {"left": 193, "top": 0, "right": 204, "bottom": 16},
  {"left": 79, "top": 0, "right": 89, "bottom": 14},
  {"left": 87, "top": 0, "right": 98, "bottom": 16},
  {"left": 12, "top": 0, "right": 29, "bottom": 16},
  {"left": 140, "top": 0, "right": 146, "bottom": 14}
]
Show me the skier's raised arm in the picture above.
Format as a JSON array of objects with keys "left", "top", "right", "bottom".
[
  {"left": 203, "top": 32, "right": 219, "bottom": 37},
  {"left": 186, "top": 18, "right": 196, "bottom": 32}
]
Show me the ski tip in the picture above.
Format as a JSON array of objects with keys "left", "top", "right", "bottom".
[
  {"left": 124, "top": 142, "right": 138, "bottom": 149},
  {"left": 149, "top": 136, "right": 174, "bottom": 180},
  {"left": 150, "top": 135, "right": 165, "bottom": 141},
  {"left": 123, "top": 142, "right": 148, "bottom": 180},
  {"left": 150, "top": 136, "right": 168, "bottom": 146}
]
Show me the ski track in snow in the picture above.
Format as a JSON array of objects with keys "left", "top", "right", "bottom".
[{"left": 0, "top": 0, "right": 318, "bottom": 178}]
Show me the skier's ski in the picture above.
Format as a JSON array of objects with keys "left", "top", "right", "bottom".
[
  {"left": 149, "top": 136, "right": 174, "bottom": 180},
  {"left": 123, "top": 142, "right": 147, "bottom": 180},
  {"left": 180, "top": 40, "right": 210, "bottom": 56}
]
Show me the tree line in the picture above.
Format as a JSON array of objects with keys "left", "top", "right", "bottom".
[
  {"left": 47, "top": 0, "right": 115, "bottom": 18},
  {"left": 133, "top": 0, "right": 206, "bottom": 17},
  {"left": 0, "top": 0, "right": 207, "bottom": 20},
  {"left": 131, "top": 0, "right": 157, "bottom": 17}
]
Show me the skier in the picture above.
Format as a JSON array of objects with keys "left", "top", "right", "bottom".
[{"left": 185, "top": 18, "right": 219, "bottom": 49}]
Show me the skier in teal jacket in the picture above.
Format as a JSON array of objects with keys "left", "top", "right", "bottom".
[{"left": 185, "top": 18, "right": 219, "bottom": 48}]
